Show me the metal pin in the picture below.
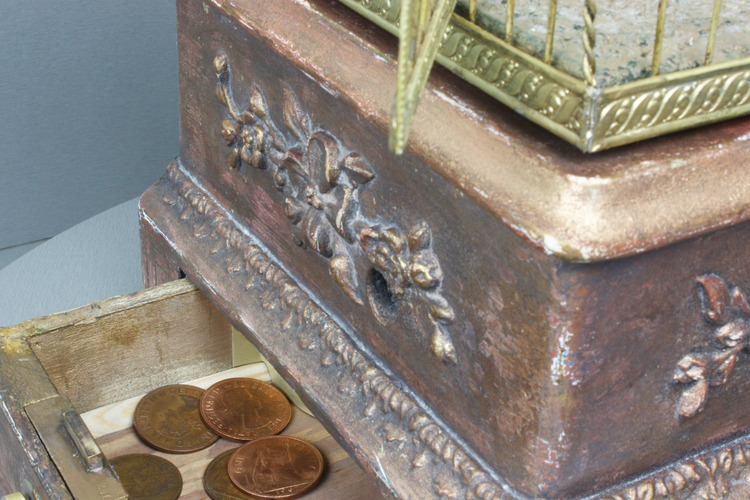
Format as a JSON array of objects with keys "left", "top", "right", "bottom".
[
  {"left": 652, "top": 0, "right": 668, "bottom": 75},
  {"left": 505, "top": 0, "right": 515, "bottom": 42},
  {"left": 705, "top": 0, "right": 723, "bottom": 65},
  {"left": 544, "top": 0, "right": 558, "bottom": 63}
]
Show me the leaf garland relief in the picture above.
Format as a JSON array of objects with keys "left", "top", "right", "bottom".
[
  {"left": 214, "top": 54, "right": 457, "bottom": 363},
  {"left": 674, "top": 275, "right": 750, "bottom": 418}
]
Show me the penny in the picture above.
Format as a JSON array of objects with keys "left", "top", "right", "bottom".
[
  {"left": 204, "top": 449, "right": 253, "bottom": 500},
  {"left": 134, "top": 384, "right": 218, "bottom": 453},
  {"left": 227, "top": 436, "right": 324, "bottom": 499},
  {"left": 110, "top": 453, "right": 182, "bottom": 500},
  {"left": 200, "top": 378, "right": 291, "bottom": 441}
]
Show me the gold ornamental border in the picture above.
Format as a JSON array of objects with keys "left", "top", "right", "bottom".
[{"left": 339, "top": 0, "right": 750, "bottom": 152}]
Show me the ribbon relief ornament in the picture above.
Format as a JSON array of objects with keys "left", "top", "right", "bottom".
[
  {"left": 674, "top": 275, "right": 750, "bottom": 418},
  {"left": 213, "top": 54, "right": 457, "bottom": 363}
]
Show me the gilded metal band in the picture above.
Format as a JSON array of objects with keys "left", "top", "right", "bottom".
[
  {"left": 595, "top": 59, "right": 750, "bottom": 151},
  {"left": 338, "top": 0, "right": 750, "bottom": 152}
]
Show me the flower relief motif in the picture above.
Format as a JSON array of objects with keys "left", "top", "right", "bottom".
[
  {"left": 215, "top": 54, "right": 270, "bottom": 171},
  {"left": 213, "top": 54, "right": 458, "bottom": 363},
  {"left": 360, "top": 223, "right": 456, "bottom": 362},
  {"left": 674, "top": 275, "right": 750, "bottom": 418},
  {"left": 281, "top": 129, "right": 376, "bottom": 306}
]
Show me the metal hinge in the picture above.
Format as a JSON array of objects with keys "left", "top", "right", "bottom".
[{"left": 25, "top": 396, "right": 127, "bottom": 500}]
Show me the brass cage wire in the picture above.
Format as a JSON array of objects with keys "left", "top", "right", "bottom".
[
  {"left": 466, "top": 0, "right": 728, "bottom": 83},
  {"left": 339, "top": 0, "right": 750, "bottom": 152}
]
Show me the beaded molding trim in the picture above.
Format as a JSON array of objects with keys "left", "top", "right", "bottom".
[
  {"left": 161, "top": 162, "right": 512, "bottom": 499},
  {"left": 158, "top": 161, "right": 750, "bottom": 498}
]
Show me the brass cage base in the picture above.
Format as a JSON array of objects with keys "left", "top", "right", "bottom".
[{"left": 340, "top": 0, "right": 750, "bottom": 152}]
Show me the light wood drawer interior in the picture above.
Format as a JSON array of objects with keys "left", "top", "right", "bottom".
[{"left": 0, "top": 279, "right": 380, "bottom": 499}]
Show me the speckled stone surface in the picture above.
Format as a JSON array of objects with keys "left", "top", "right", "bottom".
[{"left": 456, "top": 0, "right": 750, "bottom": 86}]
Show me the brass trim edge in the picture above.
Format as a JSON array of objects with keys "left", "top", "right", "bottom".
[
  {"left": 437, "top": 15, "right": 586, "bottom": 149},
  {"left": 595, "top": 59, "right": 750, "bottom": 151},
  {"left": 338, "top": 0, "right": 750, "bottom": 152}
]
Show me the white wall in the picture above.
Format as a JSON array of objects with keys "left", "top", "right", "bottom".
[{"left": 0, "top": 1, "right": 179, "bottom": 268}]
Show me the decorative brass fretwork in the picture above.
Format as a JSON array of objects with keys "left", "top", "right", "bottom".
[
  {"left": 440, "top": 22, "right": 583, "bottom": 135},
  {"left": 338, "top": 0, "right": 750, "bottom": 152},
  {"left": 214, "top": 54, "right": 457, "bottom": 362},
  {"left": 674, "top": 275, "right": 750, "bottom": 419},
  {"left": 598, "top": 70, "right": 750, "bottom": 139}
]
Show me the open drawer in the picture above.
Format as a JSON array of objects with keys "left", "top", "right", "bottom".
[{"left": 0, "top": 279, "right": 380, "bottom": 499}]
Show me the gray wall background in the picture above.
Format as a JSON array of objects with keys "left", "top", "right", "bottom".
[{"left": 0, "top": 1, "right": 179, "bottom": 269}]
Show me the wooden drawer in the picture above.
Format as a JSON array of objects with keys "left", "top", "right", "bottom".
[{"left": 0, "top": 279, "right": 380, "bottom": 499}]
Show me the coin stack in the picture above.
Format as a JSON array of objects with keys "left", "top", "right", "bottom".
[{"left": 110, "top": 378, "right": 324, "bottom": 500}]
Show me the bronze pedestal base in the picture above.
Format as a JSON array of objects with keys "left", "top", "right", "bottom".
[{"left": 139, "top": 0, "right": 750, "bottom": 497}]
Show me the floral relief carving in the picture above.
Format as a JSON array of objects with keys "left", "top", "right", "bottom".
[
  {"left": 602, "top": 438, "right": 750, "bottom": 499},
  {"left": 674, "top": 274, "right": 750, "bottom": 419},
  {"left": 214, "top": 54, "right": 457, "bottom": 362},
  {"left": 360, "top": 223, "right": 456, "bottom": 360},
  {"left": 162, "top": 162, "right": 509, "bottom": 499},
  {"left": 163, "top": 163, "right": 750, "bottom": 500}
]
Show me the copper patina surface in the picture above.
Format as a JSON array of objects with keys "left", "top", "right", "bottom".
[
  {"left": 203, "top": 448, "right": 252, "bottom": 500},
  {"left": 227, "top": 436, "right": 324, "bottom": 499},
  {"left": 134, "top": 384, "right": 218, "bottom": 453},
  {"left": 200, "top": 378, "right": 291, "bottom": 441},
  {"left": 110, "top": 453, "right": 182, "bottom": 500},
  {"left": 136, "top": 0, "right": 750, "bottom": 496}
]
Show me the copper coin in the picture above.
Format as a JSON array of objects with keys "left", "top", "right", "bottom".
[
  {"left": 110, "top": 453, "right": 182, "bottom": 500},
  {"left": 203, "top": 449, "right": 253, "bottom": 500},
  {"left": 199, "top": 378, "right": 291, "bottom": 441},
  {"left": 227, "top": 436, "right": 324, "bottom": 499},
  {"left": 134, "top": 384, "right": 218, "bottom": 453}
]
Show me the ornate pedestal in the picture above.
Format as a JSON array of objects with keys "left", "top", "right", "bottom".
[{"left": 139, "top": 0, "right": 750, "bottom": 497}]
